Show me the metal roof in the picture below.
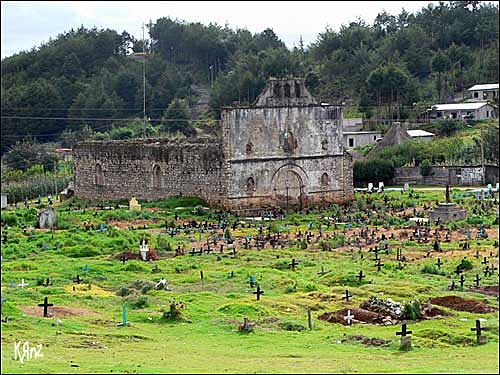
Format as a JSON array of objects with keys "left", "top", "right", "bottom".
[
  {"left": 407, "top": 129, "right": 434, "bottom": 137},
  {"left": 467, "top": 83, "right": 499, "bottom": 91},
  {"left": 430, "top": 103, "right": 491, "bottom": 111}
]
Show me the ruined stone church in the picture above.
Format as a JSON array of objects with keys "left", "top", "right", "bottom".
[{"left": 73, "top": 78, "right": 354, "bottom": 211}]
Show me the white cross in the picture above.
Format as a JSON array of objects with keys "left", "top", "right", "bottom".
[
  {"left": 18, "top": 279, "right": 28, "bottom": 288},
  {"left": 344, "top": 310, "right": 354, "bottom": 325}
]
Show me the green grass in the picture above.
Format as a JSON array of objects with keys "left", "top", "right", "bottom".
[{"left": 1, "top": 193, "right": 498, "bottom": 373}]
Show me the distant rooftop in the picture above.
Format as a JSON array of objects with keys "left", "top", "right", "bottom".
[
  {"left": 467, "top": 83, "right": 499, "bottom": 91},
  {"left": 430, "top": 102, "right": 492, "bottom": 111},
  {"left": 407, "top": 129, "right": 434, "bottom": 137}
]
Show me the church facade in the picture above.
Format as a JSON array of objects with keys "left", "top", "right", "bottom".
[{"left": 73, "top": 78, "right": 354, "bottom": 211}]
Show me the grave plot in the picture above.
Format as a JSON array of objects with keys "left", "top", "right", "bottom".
[
  {"left": 429, "top": 296, "right": 498, "bottom": 313},
  {"left": 20, "top": 305, "right": 99, "bottom": 318}
]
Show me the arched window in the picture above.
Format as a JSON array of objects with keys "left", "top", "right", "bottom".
[
  {"left": 152, "top": 165, "right": 162, "bottom": 189},
  {"left": 246, "top": 177, "right": 256, "bottom": 194},
  {"left": 246, "top": 142, "right": 253, "bottom": 155},
  {"left": 295, "top": 82, "right": 301, "bottom": 98},
  {"left": 284, "top": 83, "right": 291, "bottom": 98},
  {"left": 321, "top": 173, "right": 330, "bottom": 187},
  {"left": 95, "top": 164, "right": 104, "bottom": 186}
]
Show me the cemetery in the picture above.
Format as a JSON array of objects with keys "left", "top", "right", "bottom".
[{"left": 0, "top": 186, "right": 499, "bottom": 373}]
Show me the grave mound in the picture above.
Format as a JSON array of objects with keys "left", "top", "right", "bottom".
[
  {"left": 423, "top": 306, "right": 453, "bottom": 318},
  {"left": 318, "top": 308, "right": 383, "bottom": 325},
  {"left": 468, "top": 285, "right": 499, "bottom": 297},
  {"left": 21, "top": 305, "right": 98, "bottom": 318},
  {"left": 429, "top": 296, "right": 497, "bottom": 313},
  {"left": 342, "top": 335, "right": 392, "bottom": 347}
]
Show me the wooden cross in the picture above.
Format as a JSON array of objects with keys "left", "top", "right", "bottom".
[
  {"left": 253, "top": 285, "right": 264, "bottom": 301},
  {"left": 18, "top": 279, "right": 28, "bottom": 288},
  {"left": 357, "top": 270, "right": 366, "bottom": 282},
  {"left": 374, "top": 259, "right": 384, "bottom": 272},
  {"left": 73, "top": 275, "right": 82, "bottom": 284},
  {"left": 317, "top": 266, "right": 330, "bottom": 276},
  {"left": 459, "top": 274, "right": 466, "bottom": 289},
  {"left": 474, "top": 250, "right": 481, "bottom": 258},
  {"left": 396, "top": 323, "right": 412, "bottom": 337},
  {"left": 289, "top": 258, "right": 299, "bottom": 271},
  {"left": 483, "top": 266, "right": 491, "bottom": 277},
  {"left": 471, "top": 319, "right": 489, "bottom": 344},
  {"left": 343, "top": 309, "right": 354, "bottom": 325},
  {"left": 190, "top": 248, "right": 196, "bottom": 256},
  {"left": 436, "top": 258, "right": 443, "bottom": 269},
  {"left": 473, "top": 274, "right": 481, "bottom": 287},
  {"left": 43, "top": 278, "right": 51, "bottom": 287},
  {"left": 37, "top": 297, "right": 53, "bottom": 317},
  {"left": 120, "top": 255, "right": 127, "bottom": 264},
  {"left": 481, "top": 257, "right": 489, "bottom": 266},
  {"left": 342, "top": 290, "right": 353, "bottom": 302}
]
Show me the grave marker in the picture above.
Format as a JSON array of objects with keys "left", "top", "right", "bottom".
[
  {"left": 471, "top": 319, "right": 489, "bottom": 344},
  {"left": 253, "top": 285, "right": 264, "bottom": 301},
  {"left": 357, "top": 270, "right": 366, "bottom": 282},
  {"left": 342, "top": 290, "right": 353, "bottom": 302},
  {"left": 436, "top": 258, "right": 443, "bottom": 269},
  {"left": 396, "top": 323, "right": 412, "bottom": 350},
  {"left": 289, "top": 258, "right": 299, "bottom": 271},
  {"left": 37, "top": 297, "right": 53, "bottom": 318},
  {"left": 117, "top": 304, "right": 130, "bottom": 327},
  {"left": 344, "top": 310, "right": 354, "bottom": 326},
  {"left": 18, "top": 279, "right": 28, "bottom": 288},
  {"left": 473, "top": 274, "right": 481, "bottom": 288}
]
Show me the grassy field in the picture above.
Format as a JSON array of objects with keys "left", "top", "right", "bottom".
[{"left": 1, "top": 189, "right": 498, "bottom": 374}]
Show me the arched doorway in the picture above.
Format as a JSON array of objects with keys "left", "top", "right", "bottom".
[{"left": 272, "top": 168, "right": 305, "bottom": 210}]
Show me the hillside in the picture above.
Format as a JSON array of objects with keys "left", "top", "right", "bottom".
[{"left": 0, "top": 1, "right": 498, "bottom": 154}]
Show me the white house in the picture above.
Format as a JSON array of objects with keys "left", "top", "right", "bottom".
[
  {"left": 468, "top": 83, "right": 498, "bottom": 102},
  {"left": 407, "top": 129, "right": 435, "bottom": 142},
  {"left": 428, "top": 102, "right": 497, "bottom": 121},
  {"left": 343, "top": 131, "right": 382, "bottom": 149}
]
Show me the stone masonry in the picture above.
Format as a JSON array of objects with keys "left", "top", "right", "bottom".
[{"left": 73, "top": 78, "right": 354, "bottom": 211}]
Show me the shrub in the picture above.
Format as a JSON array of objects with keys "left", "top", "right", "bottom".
[
  {"left": 420, "top": 159, "right": 432, "bottom": 176},
  {"left": 401, "top": 301, "right": 422, "bottom": 321},
  {"left": 421, "top": 264, "right": 446, "bottom": 276},
  {"left": 279, "top": 321, "right": 305, "bottom": 332}
]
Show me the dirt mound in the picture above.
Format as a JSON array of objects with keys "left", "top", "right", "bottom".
[
  {"left": 429, "top": 296, "right": 497, "bottom": 314},
  {"left": 423, "top": 305, "right": 453, "bottom": 318},
  {"left": 318, "top": 308, "right": 383, "bottom": 325},
  {"left": 468, "top": 285, "right": 499, "bottom": 297},
  {"left": 343, "top": 335, "right": 392, "bottom": 347},
  {"left": 20, "top": 305, "right": 99, "bottom": 318}
]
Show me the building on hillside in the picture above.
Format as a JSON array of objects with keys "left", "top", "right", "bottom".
[
  {"left": 427, "top": 102, "right": 498, "bottom": 122},
  {"left": 406, "top": 129, "right": 434, "bottom": 142},
  {"left": 343, "top": 131, "right": 382, "bottom": 149},
  {"left": 73, "top": 78, "right": 354, "bottom": 212},
  {"left": 468, "top": 83, "right": 498, "bottom": 102}
]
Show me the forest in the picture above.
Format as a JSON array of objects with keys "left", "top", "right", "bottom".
[{"left": 1, "top": 1, "right": 498, "bottom": 160}]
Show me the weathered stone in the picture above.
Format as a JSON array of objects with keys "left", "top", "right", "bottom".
[{"left": 73, "top": 78, "right": 354, "bottom": 210}]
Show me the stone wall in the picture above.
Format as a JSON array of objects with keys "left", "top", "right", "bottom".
[
  {"left": 393, "top": 165, "right": 499, "bottom": 186},
  {"left": 73, "top": 139, "right": 226, "bottom": 204}
]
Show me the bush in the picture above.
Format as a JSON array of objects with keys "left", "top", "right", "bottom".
[
  {"left": 1, "top": 213, "right": 18, "bottom": 226},
  {"left": 421, "top": 264, "right": 446, "bottom": 276},
  {"left": 401, "top": 301, "right": 422, "bottom": 321},
  {"left": 353, "top": 158, "right": 395, "bottom": 184},
  {"left": 279, "top": 321, "right": 306, "bottom": 331}
]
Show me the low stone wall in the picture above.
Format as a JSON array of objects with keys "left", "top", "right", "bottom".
[{"left": 393, "top": 165, "right": 499, "bottom": 186}]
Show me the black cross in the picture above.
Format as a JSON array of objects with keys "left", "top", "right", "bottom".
[
  {"left": 73, "top": 275, "right": 82, "bottom": 284},
  {"left": 200, "top": 271, "right": 204, "bottom": 281},
  {"left": 357, "top": 270, "right": 366, "bottom": 282},
  {"left": 120, "top": 255, "right": 127, "bottom": 264},
  {"left": 396, "top": 323, "right": 412, "bottom": 337},
  {"left": 289, "top": 258, "right": 299, "bottom": 271},
  {"left": 37, "top": 297, "right": 54, "bottom": 317},
  {"left": 43, "top": 278, "right": 51, "bottom": 287},
  {"left": 473, "top": 274, "right": 481, "bottom": 287},
  {"left": 374, "top": 259, "right": 384, "bottom": 272},
  {"left": 317, "top": 266, "right": 330, "bottom": 276},
  {"left": 490, "top": 264, "right": 498, "bottom": 274},
  {"left": 342, "top": 290, "right": 353, "bottom": 302},
  {"left": 253, "top": 285, "right": 264, "bottom": 301},
  {"left": 190, "top": 248, "right": 196, "bottom": 256},
  {"left": 459, "top": 274, "right": 466, "bottom": 289},
  {"left": 471, "top": 319, "right": 489, "bottom": 343},
  {"left": 481, "top": 257, "right": 489, "bottom": 266},
  {"left": 483, "top": 266, "right": 491, "bottom": 277},
  {"left": 474, "top": 250, "right": 481, "bottom": 259},
  {"left": 436, "top": 258, "right": 443, "bottom": 269}
]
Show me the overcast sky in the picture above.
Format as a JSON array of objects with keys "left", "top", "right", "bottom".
[{"left": 0, "top": 1, "right": 472, "bottom": 58}]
